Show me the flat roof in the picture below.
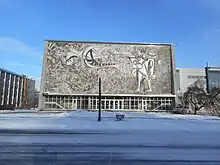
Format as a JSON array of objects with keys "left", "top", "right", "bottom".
[
  {"left": 207, "top": 67, "right": 220, "bottom": 71},
  {"left": 43, "top": 92, "right": 176, "bottom": 97},
  {"left": 176, "top": 68, "right": 205, "bottom": 70},
  {"left": 44, "top": 39, "right": 173, "bottom": 46},
  {"left": 0, "top": 68, "right": 23, "bottom": 77},
  {"left": 0, "top": 68, "right": 35, "bottom": 80}
]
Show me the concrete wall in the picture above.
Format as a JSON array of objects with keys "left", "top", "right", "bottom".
[
  {"left": 176, "top": 68, "right": 206, "bottom": 93},
  {"left": 42, "top": 41, "right": 175, "bottom": 96}
]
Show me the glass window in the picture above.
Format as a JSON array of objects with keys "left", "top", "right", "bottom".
[
  {"left": 49, "top": 96, "right": 52, "bottom": 102},
  {"left": 106, "top": 100, "right": 109, "bottom": 109},
  {"left": 93, "top": 100, "right": 96, "bottom": 109},
  {"left": 110, "top": 100, "right": 114, "bottom": 109},
  {"left": 101, "top": 100, "right": 105, "bottom": 109},
  {"left": 208, "top": 71, "right": 220, "bottom": 90},
  {"left": 45, "top": 96, "right": 49, "bottom": 102},
  {"left": 52, "top": 96, "right": 56, "bottom": 102},
  {"left": 65, "top": 96, "right": 69, "bottom": 102},
  {"left": 115, "top": 101, "right": 118, "bottom": 109},
  {"left": 119, "top": 101, "right": 122, "bottom": 109}
]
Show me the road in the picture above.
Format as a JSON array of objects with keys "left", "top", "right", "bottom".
[{"left": 0, "top": 129, "right": 220, "bottom": 165}]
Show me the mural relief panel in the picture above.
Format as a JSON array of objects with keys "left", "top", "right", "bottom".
[{"left": 44, "top": 41, "right": 173, "bottom": 95}]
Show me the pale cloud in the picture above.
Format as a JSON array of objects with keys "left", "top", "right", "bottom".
[
  {"left": 0, "top": 61, "right": 42, "bottom": 79},
  {"left": 7, "top": 62, "right": 26, "bottom": 67},
  {"left": 0, "top": 61, "right": 42, "bottom": 90},
  {"left": 0, "top": 36, "right": 42, "bottom": 58},
  {"left": 0, "top": 36, "right": 42, "bottom": 80},
  {"left": 5, "top": 61, "right": 41, "bottom": 70}
]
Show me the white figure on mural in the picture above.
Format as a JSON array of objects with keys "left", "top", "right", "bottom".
[
  {"left": 129, "top": 55, "right": 156, "bottom": 92},
  {"left": 61, "top": 44, "right": 157, "bottom": 92}
]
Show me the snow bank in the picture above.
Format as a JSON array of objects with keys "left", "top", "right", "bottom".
[
  {"left": 0, "top": 111, "right": 219, "bottom": 120},
  {"left": 55, "top": 111, "right": 220, "bottom": 120},
  {"left": 150, "top": 113, "right": 220, "bottom": 120},
  {"left": 0, "top": 111, "right": 220, "bottom": 132}
]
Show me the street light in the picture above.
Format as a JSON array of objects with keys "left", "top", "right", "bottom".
[{"left": 98, "top": 77, "right": 102, "bottom": 121}]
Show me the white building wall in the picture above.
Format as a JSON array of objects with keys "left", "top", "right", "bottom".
[
  {"left": 1, "top": 72, "right": 6, "bottom": 106},
  {"left": 176, "top": 68, "right": 206, "bottom": 93}
]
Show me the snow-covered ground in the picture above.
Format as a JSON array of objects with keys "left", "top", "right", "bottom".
[
  {"left": 0, "top": 111, "right": 219, "bottom": 131},
  {"left": 0, "top": 111, "right": 220, "bottom": 164}
]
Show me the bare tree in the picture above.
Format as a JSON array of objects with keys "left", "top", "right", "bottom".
[
  {"left": 205, "top": 87, "right": 220, "bottom": 116},
  {"left": 177, "top": 92, "right": 185, "bottom": 106},
  {"left": 183, "top": 80, "right": 220, "bottom": 115},
  {"left": 183, "top": 83, "right": 206, "bottom": 115}
]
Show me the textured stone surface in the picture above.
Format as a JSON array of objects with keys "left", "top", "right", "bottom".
[{"left": 44, "top": 41, "right": 173, "bottom": 95}]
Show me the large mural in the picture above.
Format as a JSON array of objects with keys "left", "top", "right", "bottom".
[{"left": 44, "top": 41, "right": 174, "bottom": 95}]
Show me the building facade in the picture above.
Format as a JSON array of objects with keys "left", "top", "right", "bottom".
[
  {"left": 0, "top": 68, "right": 35, "bottom": 110},
  {"left": 176, "top": 68, "right": 206, "bottom": 93},
  {"left": 21, "top": 76, "right": 35, "bottom": 109},
  {"left": 205, "top": 67, "right": 220, "bottom": 93},
  {"left": 39, "top": 40, "right": 176, "bottom": 111}
]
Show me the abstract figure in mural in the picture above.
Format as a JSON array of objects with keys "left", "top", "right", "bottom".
[
  {"left": 84, "top": 49, "right": 101, "bottom": 67},
  {"left": 60, "top": 44, "right": 157, "bottom": 92},
  {"left": 62, "top": 45, "right": 118, "bottom": 69},
  {"left": 129, "top": 55, "right": 156, "bottom": 92},
  {"left": 65, "top": 53, "right": 80, "bottom": 66},
  {"left": 63, "top": 47, "right": 82, "bottom": 67},
  {"left": 82, "top": 46, "right": 117, "bottom": 68}
]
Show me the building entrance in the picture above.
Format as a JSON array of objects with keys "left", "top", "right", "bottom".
[{"left": 101, "top": 99, "right": 124, "bottom": 110}]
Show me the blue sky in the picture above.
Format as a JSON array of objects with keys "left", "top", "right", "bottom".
[{"left": 0, "top": 0, "right": 220, "bottom": 81}]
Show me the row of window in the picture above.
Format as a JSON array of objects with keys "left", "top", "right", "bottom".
[
  {"left": 188, "top": 75, "right": 205, "bottom": 79},
  {"left": 44, "top": 95, "right": 174, "bottom": 111},
  {"left": 208, "top": 71, "right": 220, "bottom": 90},
  {"left": 0, "top": 71, "right": 23, "bottom": 107}
]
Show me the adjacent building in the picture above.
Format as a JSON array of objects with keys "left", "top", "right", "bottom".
[
  {"left": 34, "top": 90, "right": 40, "bottom": 109},
  {"left": 176, "top": 68, "right": 206, "bottom": 93},
  {"left": 39, "top": 40, "right": 176, "bottom": 111},
  {"left": 0, "top": 68, "right": 35, "bottom": 110},
  {"left": 21, "top": 76, "right": 35, "bottom": 109},
  {"left": 205, "top": 66, "right": 220, "bottom": 93}
]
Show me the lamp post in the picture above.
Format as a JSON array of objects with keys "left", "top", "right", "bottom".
[
  {"left": 98, "top": 77, "right": 102, "bottom": 121},
  {"left": 205, "top": 62, "right": 210, "bottom": 93}
]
